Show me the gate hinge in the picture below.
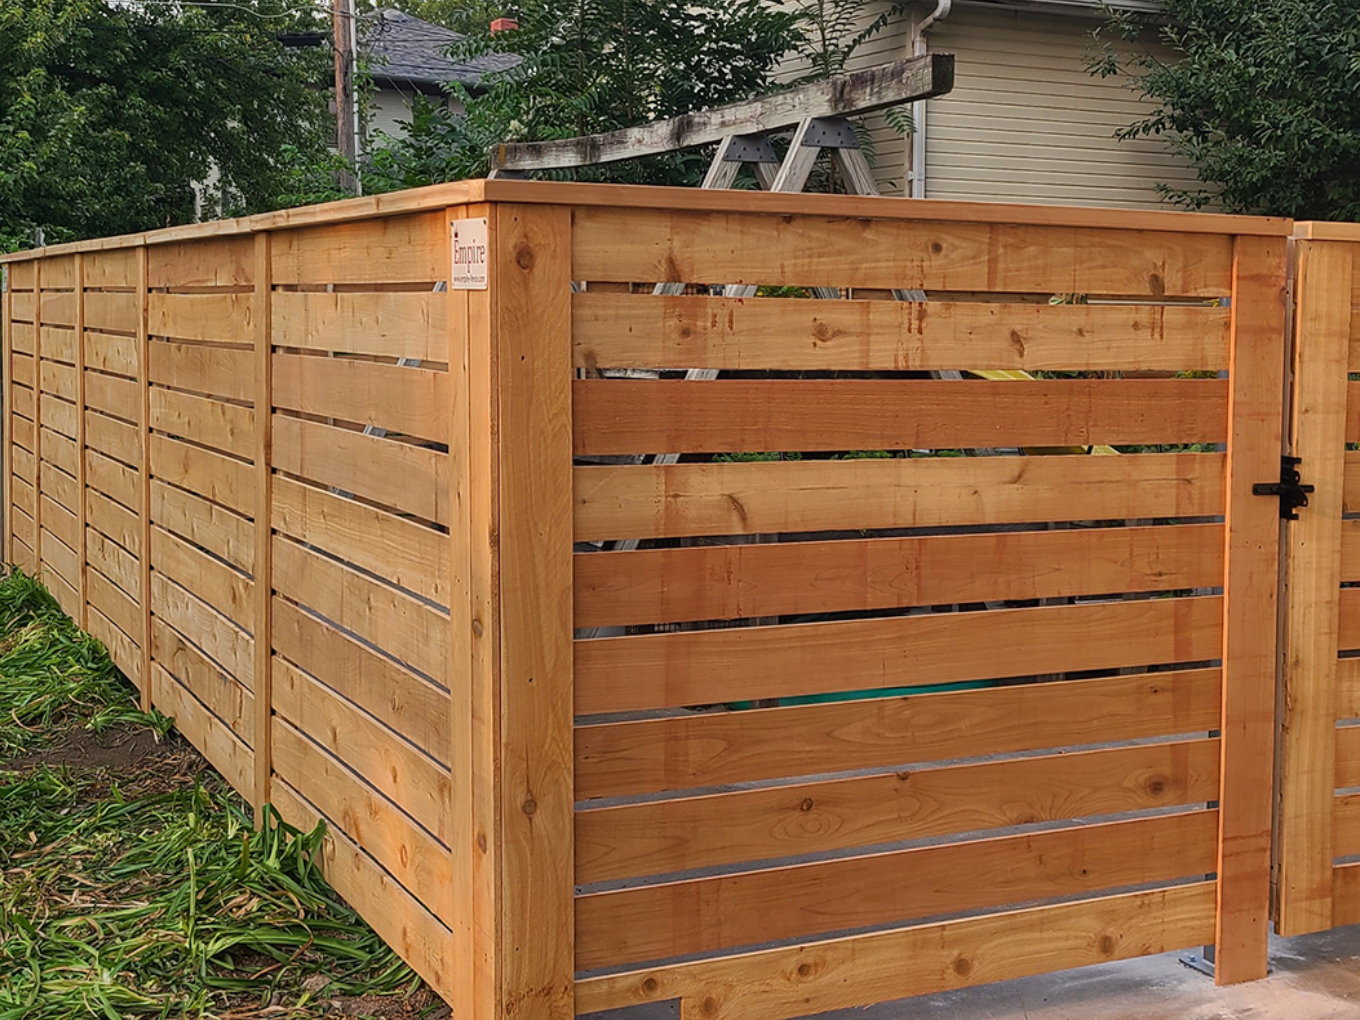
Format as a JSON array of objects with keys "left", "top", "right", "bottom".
[{"left": 1253, "top": 455, "right": 1314, "bottom": 520}]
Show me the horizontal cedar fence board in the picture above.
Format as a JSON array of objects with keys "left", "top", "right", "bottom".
[
  {"left": 84, "top": 332, "right": 138, "bottom": 375},
  {"left": 152, "top": 619, "right": 254, "bottom": 745},
  {"left": 87, "top": 448, "right": 142, "bottom": 511},
  {"left": 40, "top": 292, "right": 77, "bottom": 326},
  {"left": 268, "top": 777, "right": 457, "bottom": 999},
  {"left": 150, "top": 387, "right": 253, "bottom": 458},
  {"left": 573, "top": 378, "right": 1228, "bottom": 455},
  {"left": 82, "top": 248, "right": 138, "bottom": 289},
  {"left": 40, "top": 359, "right": 76, "bottom": 400},
  {"left": 271, "top": 714, "right": 454, "bottom": 921},
  {"left": 151, "top": 572, "right": 254, "bottom": 690},
  {"left": 272, "top": 535, "right": 446, "bottom": 680},
  {"left": 271, "top": 415, "right": 447, "bottom": 526},
  {"left": 0, "top": 179, "right": 1286, "bottom": 266},
  {"left": 571, "top": 208, "right": 1234, "bottom": 297},
  {"left": 12, "top": 445, "right": 36, "bottom": 484},
  {"left": 271, "top": 656, "right": 450, "bottom": 844},
  {"left": 11, "top": 352, "right": 34, "bottom": 387},
  {"left": 151, "top": 526, "right": 252, "bottom": 626},
  {"left": 12, "top": 383, "right": 33, "bottom": 420},
  {"left": 85, "top": 371, "right": 141, "bottom": 423},
  {"left": 1338, "top": 588, "right": 1360, "bottom": 650},
  {"left": 42, "top": 430, "right": 77, "bottom": 476},
  {"left": 87, "top": 528, "right": 140, "bottom": 601},
  {"left": 573, "top": 293, "right": 1230, "bottom": 373},
  {"left": 574, "top": 452, "right": 1225, "bottom": 542},
  {"left": 149, "top": 342, "right": 253, "bottom": 401},
  {"left": 271, "top": 476, "right": 448, "bottom": 605},
  {"left": 576, "top": 738, "right": 1220, "bottom": 883},
  {"left": 11, "top": 321, "right": 35, "bottom": 353},
  {"left": 151, "top": 481, "right": 252, "bottom": 571},
  {"left": 86, "top": 565, "right": 141, "bottom": 640},
  {"left": 11, "top": 415, "right": 34, "bottom": 453},
  {"left": 271, "top": 213, "right": 447, "bottom": 285},
  {"left": 271, "top": 290, "right": 446, "bottom": 360},
  {"left": 1338, "top": 726, "right": 1360, "bottom": 787},
  {"left": 271, "top": 354, "right": 449, "bottom": 443},
  {"left": 574, "top": 523, "right": 1223, "bottom": 628},
  {"left": 149, "top": 664, "right": 253, "bottom": 798},
  {"left": 147, "top": 293, "right": 252, "bottom": 343},
  {"left": 270, "top": 600, "right": 449, "bottom": 763},
  {"left": 575, "top": 810, "right": 1218, "bottom": 970},
  {"left": 42, "top": 326, "right": 77, "bottom": 363},
  {"left": 83, "top": 291, "right": 140, "bottom": 334},
  {"left": 88, "top": 606, "right": 139, "bottom": 680},
  {"left": 1337, "top": 794, "right": 1360, "bottom": 857},
  {"left": 40, "top": 256, "right": 77, "bottom": 289},
  {"left": 577, "top": 667, "right": 1223, "bottom": 799},
  {"left": 575, "top": 882, "right": 1216, "bottom": 1018},
  {"left": 150, "top": 435, "right": 252, "bottom": 517},
  {"left": 1341, "top": 520, "right": 1360, "bottom": 582},
  {"left": 575, "top": 595, "right": 1222, "bottom": 714},
  {"left": 10, "top": 291, "right": 35, "bottom": 320},
  {"left": 40, "top": 394, "right": 77, "bottom": 437},
  {"left": 148, "top": 237, "right": 255, "bottom": 289},
  {"left": 41, "top": 498, "right": 78, "bottom": 549},
  {"left": 12, "top": 509, "right": 36, "bottom": 552},
  {"left": 85, "top": 410, "right": 140, "bottom": 466},
  {"left": 8, "top": 260, "right": 35, "bottom": 287},
  {"left": 87, "top": 489, "right": 141, "bottom": 555},
  {"left": 1337, "top": 864, "right": 1360, "bottom": 927},
  {"left": 40, "top": 461, "right": 78, "bottom": 513}
]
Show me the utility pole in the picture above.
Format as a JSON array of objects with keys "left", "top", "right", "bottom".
[{"left": 332, "top": 0, "right": 361, "bottom": 195}]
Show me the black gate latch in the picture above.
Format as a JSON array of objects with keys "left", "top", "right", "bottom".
[{"left": 1253, "top": 455, "right": 1314, "bottom": 520}]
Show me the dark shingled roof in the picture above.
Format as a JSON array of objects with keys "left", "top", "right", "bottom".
[{"left": 360, "top": 8, "right": 519, "bottom": 89}]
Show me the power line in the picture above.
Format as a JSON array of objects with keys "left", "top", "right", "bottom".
[{"left": 110, "top": 0, "right": 339, "bottom": 20}]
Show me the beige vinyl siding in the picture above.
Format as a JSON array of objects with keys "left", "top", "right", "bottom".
[{"left": 921, "top": 6, "right": 1198, "bottom": 208}]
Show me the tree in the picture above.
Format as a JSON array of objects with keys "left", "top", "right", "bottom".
[
  {"left": 1091, "top": 1, "right": 1360, "bottom": 219},
  {"left": 362, "top": 0, "right": 803, "bottom": 188},
  {"left": 0, "top": 0, "right": 333, "bottom": 250}
]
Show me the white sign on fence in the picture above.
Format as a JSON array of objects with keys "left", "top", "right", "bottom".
[{"left": 452, "top": 218, "right": 490, "bottom": 290}]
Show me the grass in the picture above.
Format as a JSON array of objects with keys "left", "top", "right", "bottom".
[{"left": 0, "top": 568, "right": 441, "bottom": 1019}]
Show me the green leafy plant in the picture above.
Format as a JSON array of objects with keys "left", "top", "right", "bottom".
[{"left": 1090, "top": 0, "right": 1360, "bottom": 219}]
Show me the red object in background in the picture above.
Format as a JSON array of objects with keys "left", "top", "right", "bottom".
[{"left": 490, "top": 17, "right": 518, "bottom": 32}]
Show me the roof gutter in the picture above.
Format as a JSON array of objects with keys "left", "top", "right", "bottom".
[{"left": 908, "top": 0, "right": 952, "bottom": 197}]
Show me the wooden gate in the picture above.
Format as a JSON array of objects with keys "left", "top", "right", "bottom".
[
  {"left": 562, "top": 188, "right": 1289, "bottom": 1015},
  {"left": 1276, "top": 224, "right": 1360, "bottom": 935}
]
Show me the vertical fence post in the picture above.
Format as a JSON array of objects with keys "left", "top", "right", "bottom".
[
  {"left": 1216, "top": 234, "right": 1289, "bottom": 984},
  {"left": 3, "top": 267, "right": 12, "bottom": 567},
  {"left": 452, "top": 201, "right": 576, "bottom": 1018},
  {"left": 33, "top": 259, "right": 43, "bottom": 588},
  {"left": 74, "top": 253, "right": 87, "bottom": 629},
  {"left": 137, "top": 245, "right": 153, "bottom": 710},
  {"left": 252, "top": 231, "right": 274, "bottom": 817},
  {"left": 1276, "top": 239, "right": 1353, "bottom": 934}
]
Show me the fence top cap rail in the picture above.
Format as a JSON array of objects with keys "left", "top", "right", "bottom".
[
  {"left": 0, "top": 179, "right": 1292, "bottom": 263},
  {"left": 1295, "top": 221, "right": 1360, "bottom": 241}
]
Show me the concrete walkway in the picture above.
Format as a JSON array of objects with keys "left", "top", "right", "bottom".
[{"left": 584, "top": 926, "right": 1360, "bottom": 1019}]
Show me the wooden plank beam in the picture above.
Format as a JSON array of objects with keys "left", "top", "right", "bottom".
[{"left": 491, "top": 55, "right": 953, "bottom": 172}]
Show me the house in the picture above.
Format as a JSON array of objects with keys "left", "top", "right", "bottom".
[
  {"left": 358, "top": 8, "right": 517, "bottom": 143},
  {"left": 838, "top": 0, "right": 1196, "bottom": 208}
]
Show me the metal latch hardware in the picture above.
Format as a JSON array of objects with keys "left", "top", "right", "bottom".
[{"left": 1253, "top": 455, "right": 1314, "bottom": 520}]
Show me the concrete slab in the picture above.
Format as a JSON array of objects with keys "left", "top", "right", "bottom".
[{"left": 582, "top": 926, "right": 1360, "bottom": 1019}]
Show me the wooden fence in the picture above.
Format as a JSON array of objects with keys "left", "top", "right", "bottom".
[{"left": 0, "top": 181, "right": 1297, "bottom": 1018}]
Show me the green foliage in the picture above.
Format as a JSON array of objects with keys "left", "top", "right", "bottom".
[
  {"left": 0, "top": 0, "right": 333, "bottom": 251},
  {"left": 365, "top": 0, "right": 502, "bottom": 34},
  {"left": 0, "top": 567, "right": 423, "bottom": 1017},
  {"left": 365, "top": 0, "right": 803, "bottom": 187},
  {"left": 1091, "top": 1, "right": 1360, "bottom": 219}
]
